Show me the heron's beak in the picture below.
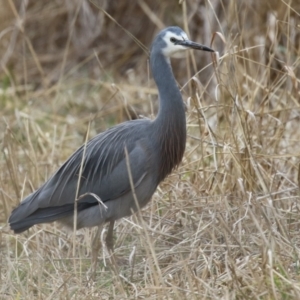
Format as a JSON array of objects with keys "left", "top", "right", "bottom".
[{"left": 176, "top": 40, "right": 214, "bottom": 52}]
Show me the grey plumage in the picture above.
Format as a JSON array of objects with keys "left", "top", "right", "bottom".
[
  {"left": 9, "top": 27, "right": 214, "bottom": 247},
  {"left": 10, "top": 120, "right": 158, "bottom": 232}
]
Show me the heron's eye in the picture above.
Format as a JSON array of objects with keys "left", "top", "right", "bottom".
[{"left": 170, "top": 37, "right": 177, "bottom": 43}]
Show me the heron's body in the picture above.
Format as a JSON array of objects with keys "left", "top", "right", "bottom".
[{"left": 9, "top": 27, "right": 213, "bottom": 248}]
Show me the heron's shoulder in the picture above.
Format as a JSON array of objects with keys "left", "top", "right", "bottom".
[
  {"left": 91, "top": 118, "right": 152, "bottom": 143},
  {"left": 111, "top": 118, "right": 152, "bottom": 131}
]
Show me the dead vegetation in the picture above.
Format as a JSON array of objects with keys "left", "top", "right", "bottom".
[{"left": 1, "top": 0, "right": 300, "bottom": 299}]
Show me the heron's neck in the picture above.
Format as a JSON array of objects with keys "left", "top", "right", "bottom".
[
  {"left": 150, "top": 50, "right": 186, "bottom": 181},
  {"left": 151, "top": 51, "right": 185, "bottom": 120}
]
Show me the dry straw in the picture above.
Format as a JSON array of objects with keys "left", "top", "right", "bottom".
[{"left": 1, "top": 0, "right": 300, "bottom": 299}]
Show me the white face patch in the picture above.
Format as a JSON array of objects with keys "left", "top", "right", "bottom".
[{"left": 162, "top": 31, "right": 190, "bottom": 58}]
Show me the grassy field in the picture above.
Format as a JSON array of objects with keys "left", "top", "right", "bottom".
[{"left": 1, "top": 0, "right": 300, "bottom": 299}]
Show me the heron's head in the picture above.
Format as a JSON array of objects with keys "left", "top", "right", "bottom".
[{"left": 153, "top": 26, "right": 214, "bottom": 58}]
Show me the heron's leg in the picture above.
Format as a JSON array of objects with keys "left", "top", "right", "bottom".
[
  {"left": 89, "top": 225, "right": 102, "bottom": 279},
  {"left": 92, "top": 225, "right": 102, "bottom": 259},
  {"left": 106, "top": 221, "right": 128, "bottom": 267},
  {"left": 106, "top": 220, "right": 115, "bottom": 253}
]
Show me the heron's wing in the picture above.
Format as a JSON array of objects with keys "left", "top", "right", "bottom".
[{"left": 9, "top": 120, "right": 152, "bottom": 221}]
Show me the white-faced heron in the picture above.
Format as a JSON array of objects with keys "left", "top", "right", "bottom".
[{"left": 9, "top": 26, "right": 214, "bottom": 251}]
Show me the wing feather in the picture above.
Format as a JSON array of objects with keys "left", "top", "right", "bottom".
[{"left": 9, "top": 119, "right": 153, "bottom": 223}]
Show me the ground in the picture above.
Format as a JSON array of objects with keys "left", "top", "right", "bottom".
[{"left": 1, "top": 1, "right": 300, "bottom": 299}]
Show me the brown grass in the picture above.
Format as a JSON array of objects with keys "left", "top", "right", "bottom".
[{"left": 1, "top": 0, "right": 300, "bottom": 299}]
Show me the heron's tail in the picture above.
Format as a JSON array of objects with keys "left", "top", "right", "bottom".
[{"left": 9, "top": 204, "right": 76, "bottom": 233}]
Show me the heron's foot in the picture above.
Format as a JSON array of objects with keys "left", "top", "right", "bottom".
[{"left": 107, "top": 251, "right": 128, "bottom": 266}]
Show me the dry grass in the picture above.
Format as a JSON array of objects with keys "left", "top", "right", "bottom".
[{"left": 1, "top": 0, "right": 300, "bottom": 299}]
